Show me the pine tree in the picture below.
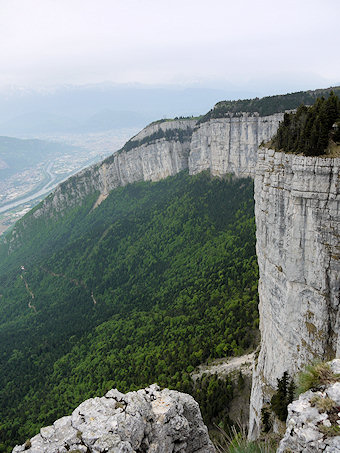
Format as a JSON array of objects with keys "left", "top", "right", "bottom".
[
  {"left": 272, "top": 93, "right": 339, "bottom": 156},
  {"left": 325, "top": 91, "right": 339, "bottom": 128},
  {"left": 270, "top": 371, "right": 295, "bottom": 422}
]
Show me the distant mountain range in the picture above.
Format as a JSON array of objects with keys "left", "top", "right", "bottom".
[
  {"left": 0, "top": 110, "right": 152, "bottom": 135},
  {"left": 0, "top": 136, "right": 78, "bottom": 178},
  {"left": 0, "top": 84, "right": 258, "bottom": 135}
]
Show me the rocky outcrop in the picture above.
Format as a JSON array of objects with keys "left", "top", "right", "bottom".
[
  {"left": 249, "top": 148, "right": 340, "bottom": 438},
  {"left": 189, "top": 113, "right": 282, "bottom": 177},
  {"left": 277, "top": 360, "right": 340, "bottom": 452},
  {"left": 13, "top": 384, "right": 215, "bottom": 453}
]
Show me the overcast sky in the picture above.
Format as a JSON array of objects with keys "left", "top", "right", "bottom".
[{"left": 0, "top": 0, "right": 339, "bottom": 94}]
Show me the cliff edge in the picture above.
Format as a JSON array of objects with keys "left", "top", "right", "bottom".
[
  {"left": 249, "top": 148, "right": 340, "bottom": 438},
  {"left": 7, "top": 113, "right": 282, "bottom": 251}
]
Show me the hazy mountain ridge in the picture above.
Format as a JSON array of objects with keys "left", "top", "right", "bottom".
[{"left": 0, "top": 136, "right": 78, "bottom": 179}]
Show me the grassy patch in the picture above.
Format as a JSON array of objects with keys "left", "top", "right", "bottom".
[
  {"left": 297, "top": 362, "right": 338, "bottom": 394},
  {"left": 213, "top": 425, "right": 278, "bottom": 453}
]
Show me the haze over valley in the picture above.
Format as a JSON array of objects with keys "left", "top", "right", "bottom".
[{"left": 0, "top": 128, "right": 138, "bottom": 234}]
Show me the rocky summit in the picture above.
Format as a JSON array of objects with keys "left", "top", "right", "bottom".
[{"left": 13, "top": 384, "right": 215, "bottom": 453}]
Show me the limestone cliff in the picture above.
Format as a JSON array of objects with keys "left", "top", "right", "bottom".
[
  {"left": 13, "top": 384, "right": 215, "bottom": 453},
  {"left": 32, "top": 112, "right": 283, "bottom": 215},
  {"left": 33, "top": 119, "right": 197, "bottom": 218},
  {"left": 6, "top": 107, "right": 340, "bottom": 443},
  {"left": 189, "top": 113, "right": 283, "bottom": 177},
  {"left": 7, "top": 113, "right": 283, "bottom": 252},
  {"left": 249, "top": 148, "right": 340, "bottom": 438}
]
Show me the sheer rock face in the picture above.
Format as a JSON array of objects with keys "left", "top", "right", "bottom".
[
  {"left": 189, "top": 114, "right": 283, "bottom": 177},
  {"left": 13, "top": 385, "right": 215, "bottom": 453},
  {"left": 277, "top": 360, "right": 340, "bottom": 453},
  {"left": 30, "top": 119, "right": 197, "bottom": 219},
  {"left": 249, "top": 149, "right": 340, "bottom": 439},
  {"left": 39, "top": 113, "right": 283, "bottom": 214},
  {"left": 7, "top": 113, "right": 282, "bottom": 250}
]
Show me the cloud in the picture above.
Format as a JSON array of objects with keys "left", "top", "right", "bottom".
[{"left": 0, "top": 0, "right": 339, "bottom": 91}]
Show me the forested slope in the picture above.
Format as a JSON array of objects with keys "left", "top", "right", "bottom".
[{"left": 0, "top": 171, "right": 258, "bottom": 451}]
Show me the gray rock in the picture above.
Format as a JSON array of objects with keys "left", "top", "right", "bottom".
[
  {"left": 249, "top": 149, "right": 340, "bottom": 438},
  {"left": 277, "top": 377, "right": 340, "bottom": 452},
  {"left": 8, "top": 113, "right": 282, "bottom": 251},
  {"left": 330, "top": 360, "right": 340, "bottom": 376},
  {"left": 13, "top": 385, "right": 215, "bottom": 453},
  {"left": 189, "top": 113, "right": 282, "bottom": 178}
]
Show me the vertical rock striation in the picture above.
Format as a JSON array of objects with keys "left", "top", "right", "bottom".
[
  {"left": 189, "top": 113, "right": 283, "bottom": 177},
  {"left": 34, "top": 119, "right": 197, "bottom": 218},
  {"left": 249, "top": 148, "right": 340, "bottom": 438},
  {"left": 8, "top": 113, "right": 283, "bottom": 250},
  {"left": 25, "top": 113, "right": 283, "bottom": 221}
]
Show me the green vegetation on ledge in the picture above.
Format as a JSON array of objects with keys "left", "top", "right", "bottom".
[
  {"left": 114, "top": 125, "right": 193, "bottom": 155},
  {"left": 198, "top": 86, "right": 340, "bottom": 124},
  {"left": 0, "top": 171, "right": 259, "bottom": 451},
  {"left": 297, "top": 362, "right": 340, "bottom": 394},
  {"left": 271, "top": 92, "right": 340, "bottom": 156}
]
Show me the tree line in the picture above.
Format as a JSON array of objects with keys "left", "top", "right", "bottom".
[{"left": 271, "top": 92, "right": 340, "bottom": 156}]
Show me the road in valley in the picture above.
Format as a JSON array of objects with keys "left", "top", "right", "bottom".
[{"left": 0, "top": 157, "right": 97, "bottom": 214}]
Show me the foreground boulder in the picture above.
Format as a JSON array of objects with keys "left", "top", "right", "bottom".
[
  {"left": 278, "top": 360, "right": 340, "bottom": 452},
  {"left": 13, "top": 384, "right": 215, "bottom": 453}
]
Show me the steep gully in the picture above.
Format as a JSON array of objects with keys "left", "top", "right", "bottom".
[{"left": 9, "top": 112, "right": 340, "bottom": 439}]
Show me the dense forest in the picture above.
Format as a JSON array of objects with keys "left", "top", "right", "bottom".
[
  {"left": 198, "top": 86, "right": 340, "bottom": 123},
  {"left": 0, "top": 171, "right": 258, "bottom": 451},
  {"left": 271, "top": 92, "right": 340, "bottom": 156}
]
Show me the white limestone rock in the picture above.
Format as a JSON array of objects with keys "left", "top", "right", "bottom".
[
  {"left": 7, "top": 119, "right": 196, "bottom": 250},
  {"left": 277, "top": 370, "right": 340, "bottom": 452},
  {"left": 249, "top": 150, "right": 340, "bottom": 439},
  {"left": 7, "top": 112, "right": 284, "bottom": 252},
  {"left": 12, "top": 384, "right": 215, "bottom": 453},
  {"left": 189, "top": 113, "right": 283, "bottom": 177},
  {"left": 131, "top": 119, "right": 197, "bottom": 142}
]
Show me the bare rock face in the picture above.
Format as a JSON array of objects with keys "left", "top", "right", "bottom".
[
  {"left": 32, "top": 119, "right": 197, "bottom": 218},
  {"left": 7, "top": 113, "right": 283, "bottom": 251},
  {"left": 277, "top": 360, "right": 340, "bottom": 453},
  {"left": 189, "top": 113, "right": 283, "bottom": 177},
  {"left": 249, "top": 149, "right": 340, "bottom": 438},
  {"left": 12, "top": 384, "right": 215, "bottom": 453},
  {"left": 17, "top": 113, "right": 284, "bottom": 223}
]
